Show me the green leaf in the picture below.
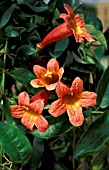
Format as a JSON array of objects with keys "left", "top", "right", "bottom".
[
  {"left": 7, "top": 67, "right": 36, "bottom": 93},
  {"left": 17, "top": 0, "right": 27, "bottom": 3},
  {"left": 74, "top": 111, "right": 109, "bottom": 158},
  {"left": 3, "top": 98, "right": 13, "bottom": 124},
  {"left": 29, "top": 120, "right": 73, "bottom": 139},
  {"left": 0, "top": 145, "right": 2, "bottom": 168},
  {"left": 85, "top": 24, "right": 107, "bottom": 49},
  {"left": 16, "top": 45, "right": 36, "bottom": 57},
  {"left": 100, "top": 84, "right": 109, "bottom": 109},
  {"left": 26, "top": 23, "right": 38, "bottom": 32},
  {"left": 96, "top": 65, "right": 109, "bottom": 106},
  {"left": 84, "top": 12, "right": 103, "bottom": 31},
  {"left": 18, "top": 3, "right": 48, "bottom": 14},
  {"left": 0, "top": 123, "right": 32, "bottom": 164},
  {"left": 5, "top": 26, "right": 26, "bottom": 37},
  {"left": 47, "top": 0, "right": 57, "bottom": 14},
  {"left": 92, "top": 146, "right": 107, "bottom": 170},
  {"left": 49, "top": 37, "right": 69, "bottom": 58},
  {"left": 27, "top": 30, "right": 41, "bottom": 43},
  {"left": 0, "top": 4, "right": 16, "bottom": 29},
  {"left": 26, "top": 4, "right": 48, "bottom": 13},
  {"left": 30, "top": 137, "right": 44, "bottom": 170},
  {"left": 94, "top": 45, "right": 109, "bottom": 59}
]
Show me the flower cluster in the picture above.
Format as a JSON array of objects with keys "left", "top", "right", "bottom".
[{"left": 10, "top": 3, "right": 97, "bottom": 132}]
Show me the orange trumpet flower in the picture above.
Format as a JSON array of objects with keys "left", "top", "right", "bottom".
[
  {"left": 30, "top": 58, "right": 64, "bottom": 91},
  {"left": 10, "top": 90, "right": 51, "bottom": 132},
  {"left": 37, "top": 3, "right": 95, "bottom": 49},
  {"left": 49, "top": 77, "right": 97, "bottom": 127}
]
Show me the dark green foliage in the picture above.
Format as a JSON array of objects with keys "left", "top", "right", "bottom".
[{"left": 0, "top": 0, "right": 109, "bottom": 169}]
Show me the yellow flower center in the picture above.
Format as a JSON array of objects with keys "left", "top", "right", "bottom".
[
  {"left": 43, "top": 71, "right": 59, "bottom": 85},
  {"left": 22, "top": 106, "right": 38, "bottom": 119},
  {"left": 70, "top": 19, "right": 83, "bottom": 34},
  {"left": 75, "top": 26, "right": 83, "bottom": 34}
]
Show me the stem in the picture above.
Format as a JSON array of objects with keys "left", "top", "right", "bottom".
[
  {"left": 92, "top": 111, "right": 104, "bottom": 114},
  {"left": 1, "top": 40, "right": 8, "bottom": 95},
  {"left": 1, "top": 40, "right": 8, "bottom": 122}
]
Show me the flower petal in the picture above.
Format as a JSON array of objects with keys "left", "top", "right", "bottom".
[
  {"left": 73, "top": 33, "right": 84, "bottom": 43},
  {"left": 30, "top": 100, "right": 44, "bottom": 114},
  {"left": 67, "top": 106, "right": 84, "bottom": 126},
  {"left": 21, "top": 116, "right": 34, "bottom": 130},
  {"left": 34, "top": 115, "right": 49, "bottom": 132},
  {"left": 63, "top": 3, "right": 74, "bottom": 20},
  {"left": 75, "top": 14, "right": 86, "bottom": 27},
  {"left": 79, "top": 91, "right": 97, "bottom": 107},
  {"left": 30, "top": 89, "right": 51, "bottom": 105},
  {"left": 10, "top": 105, "right": 20, "bottom": 112},
  {"left": 30, "top": 79, "right": 45, "bottom": 88},
  {"left": 59, "top": 67, "right": 64, "bottom": 81},
  {"left": 18, "top": 91, "right": 30, "bottom": 106},
  {"left": 47, "top": 58, "right": 59, "bottom": 72},
  {"left": 49, "top": 99, "right": 67, "bottom": 117},
  {"left": 33, "top": 65, "right": 46, "bottom": 79},
  {"left": 70, "top": 77, "right": 83, "bottom": 95},
  {"left": 46, "top": 83, "right": 57, "bottom": 91},
  {"left": 80, "top": 28, "right": 95, "bottom": 42},
  {"left": 56, "top": 81, "right": 70, "bottom": 98},
  {"left": 60, "top": 13, "right": 70, "bottom": 22},
  {"left": 10, "top": 105, "right": 24, "bottom": 118}
]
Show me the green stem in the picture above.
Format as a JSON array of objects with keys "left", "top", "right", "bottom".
[
  {"left": 1, "top": 40, "right": 8, "bottom": 122},
  {"left": 92, "top": 111, "right": 104, "bottom": 114},
  {"left": 1, "top": 40, "right": 8, "bottom": 95}
]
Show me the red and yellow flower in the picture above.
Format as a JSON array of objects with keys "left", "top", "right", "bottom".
[
  {"left": 10, "top": 90, "right": 51, "bottom": 131},
  {"left": 37, "top": 3, "right": 95, "bottom": 49},
  {"left": 30, "top": 58, "right": 64, "bottom": 91},
  {"left": 49, "top": 77, "right": 97, "bottom": 127}
]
